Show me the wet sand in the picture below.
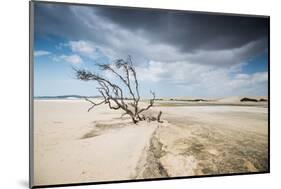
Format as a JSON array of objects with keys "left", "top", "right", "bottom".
[{"left": 145, "top": 104, "right": 268, "bottom": 177}]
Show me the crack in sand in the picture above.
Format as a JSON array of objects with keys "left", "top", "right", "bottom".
[{"left": 134, "top": 129, "right": 169, "bottom": 179}]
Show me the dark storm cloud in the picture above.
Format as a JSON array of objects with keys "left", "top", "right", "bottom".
[
  {"left": 95, "top": 6, "right": 268, "bottom": 52},
  {"left": 34, "top": 3, "right": 105, "bottom": 45},
  {"left": 34, "top": 3, "right": 268, "bottom": 64}
]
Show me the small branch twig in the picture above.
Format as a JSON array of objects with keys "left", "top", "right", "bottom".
[{"left": 84, "top": 97, "right": 105, "bottom": 112}]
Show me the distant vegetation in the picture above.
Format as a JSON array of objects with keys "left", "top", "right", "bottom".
[{"left": 240, "top": 97, "right": 268, "bottom": 102}]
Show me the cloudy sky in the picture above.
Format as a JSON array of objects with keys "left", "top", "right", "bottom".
[{"left": 33, "top": 2, "right": 269, "bottom": 98}]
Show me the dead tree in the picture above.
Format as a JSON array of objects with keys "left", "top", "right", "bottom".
[{"left": 74, "top": 56, "right": 162, "bottom": 124}]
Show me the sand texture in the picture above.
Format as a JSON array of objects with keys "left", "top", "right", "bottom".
[{"left": 33, "top": 98, "right": 268, "bottom": 186}]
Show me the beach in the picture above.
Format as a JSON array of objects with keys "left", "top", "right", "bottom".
[{"left": 33, "top": 98, "right": 268, "bottom": 186}]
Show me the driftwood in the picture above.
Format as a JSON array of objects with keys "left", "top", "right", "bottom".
[{"left": 75, "top": 56, "right": 162, "bottom": 124}]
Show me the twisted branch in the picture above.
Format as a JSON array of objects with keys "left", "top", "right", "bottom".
[
  {"left": 84, "top": 97, "right": 105, "bottom": 112},
  {"left": 74, "top": 56, "right": 161, "bottom": 124}
]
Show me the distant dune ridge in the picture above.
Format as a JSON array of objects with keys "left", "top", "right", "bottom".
[
  {"left": 34, "top": 95, "right": 102, "bottom": 100},
  {"left": 35, "top": 95, "right": 268, "bottom": 104}
]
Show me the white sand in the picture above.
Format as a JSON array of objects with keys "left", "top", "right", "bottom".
[
  {"left": 33, "top": 100, "right": 158, "bottom": 185},
  {"left": 33, "top": 98, "right": 268, "bottom": 185}
]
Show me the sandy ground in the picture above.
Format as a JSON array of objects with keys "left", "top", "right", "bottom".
[
  {"left": 149, "top": 103, "right": 268, "bottom": 177},
  {"left": 33, "top": 100, "right": 159, "bottom": 185},
  {"left": 33, "top": 99, "right": 268, "bottom": 186}
]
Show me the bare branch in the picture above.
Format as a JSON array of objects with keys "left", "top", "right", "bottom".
[
  {"left": 128, "top": 56, "right": 140, "bottom": 101},
  {"left": 74, "top": 56, "right": 161, "bottom": 124},
  {"left": 157, "top": 111, "right": 163, "bottom": 123},
  {"left": 138, "top": 90, "right": 156, "bottom": 115},
  {"left": 84, "top": 97, "right": 105, "bottom": 112}
]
